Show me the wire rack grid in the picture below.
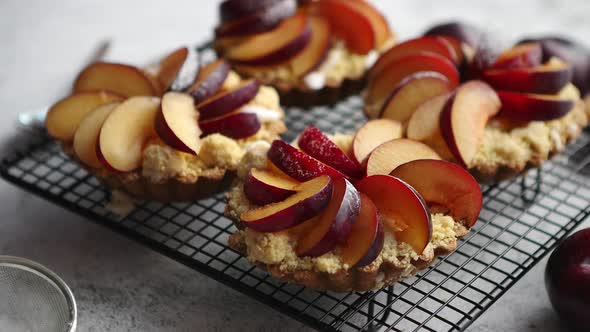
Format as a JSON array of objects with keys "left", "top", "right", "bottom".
[{"left": 2, "top": 94, "right": 590, "bottom": 331}]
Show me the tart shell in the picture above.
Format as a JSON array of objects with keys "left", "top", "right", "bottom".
[
  {"left": 58, "top": 105, "right": 286, "bottom": 203},
  {"left": 471, "top": 99, "right": 589, "bottom": 184},
  {"left": 224, "top": 175, "right": 471, "bottom": 292},
  {"left": 227, "top": 218, "right": 468, "bottom": 292},
  {"left": 62, "top": 143, "right": 234, "bottom": 202},
  {"left": 95, "top": 168, "right": 234, "bottom": 202}
]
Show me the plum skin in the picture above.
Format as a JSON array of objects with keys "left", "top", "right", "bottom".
[
  {"left": 298, "top": 178, "right": 361, "bottom": 257},
  {"left": 545, "top": 228, "right": 590, "bottom": 331}
]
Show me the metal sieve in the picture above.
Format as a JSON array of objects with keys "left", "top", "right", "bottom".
[{"left": 0, "top": 256, "right": 77, "bottom": 332}]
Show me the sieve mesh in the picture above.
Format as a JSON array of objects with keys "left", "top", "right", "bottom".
[{"left": 0, "top": 258, "right": 76, "bottom": 332}]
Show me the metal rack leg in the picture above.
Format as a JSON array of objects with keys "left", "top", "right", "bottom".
[
  {"left": 367, "top": 296, "right": 375, "bottom": 332},
  {"left": 520, "top": 168, "right": 542, "bottom": 204},
  {"left": 367, "top": 285, "right": 395, "bottom": 332}
]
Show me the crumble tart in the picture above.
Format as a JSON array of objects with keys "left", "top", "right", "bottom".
[
  {"left": 214, "top": 0, "right": 395, "bottom": 106},
  {"left": 225, "top": 128, "right": 481, "bottom": 292},
  {"left": 362, "top": 34, "right": 589, "bottom": 183},
  {"left": 46, "top": 48, "right": 286, "bottom": 202}
]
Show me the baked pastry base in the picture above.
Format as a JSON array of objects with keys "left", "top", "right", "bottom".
[
  {"left": 62, "top": 143, "right": 234, "bottom": 202},
  {"left": 227, "top": 218, "right": 468, "bottom": 292},
  {"left": 471, "top": 100, "right": 589, "bottom": 183},
  {"left": 225, "top": 167, "right": 470, "bottom": 292}
]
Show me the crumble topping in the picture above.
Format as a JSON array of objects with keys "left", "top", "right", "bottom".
[
  {"left": 221, "top": 70, "right": 241, "bottom": 90},
  {"left": 251, "top": 85, "right": 281, "bottom": 109},
  {"left": 302, "top": 41, "right": 371, "bottom": 91},
  {"left": 431, "top": 214, "right": 459, "bottom": 248},
  {"left": 142, "top": 140, "right": 207, "bottom": 183},
  {"left": 237, "top": 141, "right": 271, "bottom": 179},
  {"left": 199, "top": 134, "right": 243, "bottom": 168}
]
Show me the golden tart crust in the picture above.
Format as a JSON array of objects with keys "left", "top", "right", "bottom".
[
  {"left": 63, "top": 142, "right": 231, "bottom": 202},
  {"left": 60, "top": 72, "right": 287, "bottom": 202},
  {"left": 223, "top": 94, "right": 589, "bottom": 290},
  {"left": 62, "top": 121, "right": 285, "bottom": 202},
  {"left": 364, "top": 84, "right": 589, "bottom": 184},
  {"left": 227, "top": 193, "right": 468, "bottom": 292},
  {"left": 224, "top": 142, "right": 470, "bottom": 292},
  {"left": 470, "top": 97, "right": 588, "bottom": 183}
]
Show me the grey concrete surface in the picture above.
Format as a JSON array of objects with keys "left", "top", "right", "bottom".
[{"left": 0, "top": 0, "right": 588, "bottom": 331}]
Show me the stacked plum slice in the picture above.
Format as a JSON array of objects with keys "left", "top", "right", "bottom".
[
  {"left": 478, "top": 43, "right": 575, "bottom": 122},
  {"left": 240, "top": 125, "right": 482, "bottom": 267},
  {"left": 214, "top": 0, "right": 393, "bottom": 79},
  {"left": 516, "top": 36, "right": 590, "bottom": 96},
  {"left": 46, "top": 47, "right": 191, "bottom": 172},
  {"left": 315, "top": 0, "right": 392, "bottom": 55},
  {"left": 46, "top": 47, "right": 276, "bottom": 173},
  {"left": 365, "top": 21, "right": 584, "bottom": 169},
  {"left": 364, "top": 36, "right": 462, "bottom": 121}
]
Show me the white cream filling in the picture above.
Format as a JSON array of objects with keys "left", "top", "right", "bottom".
[
  {"left": 365, "top": 50, "right": 379, "bottom": 69},
  {"left": 241, "top": 105, "right": 282, "bottom": 123},
  {"left": 303, "top": 72, "right": 326, "bottom": 91},
  {"left": 303, "top": 47, "right": 344, "bottom": 90},
  {"left": 302, "top": 46, "right": 379, "bottom": 90}
]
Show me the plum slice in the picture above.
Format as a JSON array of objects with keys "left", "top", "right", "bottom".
[
  {"left": 240, "top": 175, "right": 332, "bottom": 232},
  {"left": 296, "top": 178, "right": 360, "bottom": 257},
  {"left": 391, "top": 159, "right": 482, "bottom": 227},
  {"left": 244, "top": 169, "right": 299, "bottom": 205},
  {"left": 356, "top": 175, "right": 432, "bottom": 254},
  {"left": 340, "top": 193, "right": 384, "bottom": 267}
]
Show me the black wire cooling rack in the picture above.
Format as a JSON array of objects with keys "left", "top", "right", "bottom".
[{"left": 3, "top": 96, "right": 590, "bottom": 331}]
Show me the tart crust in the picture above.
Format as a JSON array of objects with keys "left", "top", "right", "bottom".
[
  {"left": 364, "top": 86, "right": 589, "bottom": 184},
  {"left": 55, "top": 69, "right": 287, "bottom": 202},
  {"left": 225, "top": 181, "right": 469, "bottom": 292},
  {"left": 470, "top": 99, "right": 589, "bottom": 183},
  {"left": 62, "top": 142, "right": 234, "bottom": 202},
  {"left": 228, "top": 222, "right": 468, "bottom": 292},
  {"left": 223, "top": 142, "right": 471, "bottom": 292},
  {"left": 61, "top": 118, "right": 286, "bottom": 203}
]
